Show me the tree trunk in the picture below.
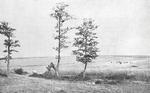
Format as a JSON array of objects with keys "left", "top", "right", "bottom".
[
  {"left": 7, "top": 57, "right": 10, "bottom": 73},
  {"left": 56, "top": 15, "right": 61, "bottom": 78},
  {"left": 56, "top": 55, "right": 60, "bottom": 77},
  {"left": 56, "top": 57, "right": 60, "bottom": 77},
  {"left": 82, "top": 34, "right": 88, "bottom": 78},
  {"left": 7, "top": 37, "right": 10, "bottom": 73},
  {"left": 55, "top": 68, "right": 59, "bottom": 77},
  {"left": 82, "top": 63, "right": 87, "bottom": 78}
]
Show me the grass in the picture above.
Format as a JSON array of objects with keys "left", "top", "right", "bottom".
[
  {"left": 0, "top": 73, "right": 150, "bottom": 93},
  {"left": 104, "top": 71, "right": 135, "bottom": 81},
  {"left": 0, "top": 56, "right": 150, "bottom": 93},
  {"left": 1, "top": 67, "right": 150, "bottom": 93},
  {"left": 29, "top": 69, "right": 150, "bottom": 85}
]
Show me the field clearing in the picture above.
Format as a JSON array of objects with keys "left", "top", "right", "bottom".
[
  {"left": 0, "top": 55, "right": 150, "bottom": 93},
  {"left": 0, "top": 55, "right": 149, "bottom": 74}
]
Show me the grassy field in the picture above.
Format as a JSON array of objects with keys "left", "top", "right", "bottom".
[
  {"left": 0, "top": 73, "right": 150, "bottom": 93},
  {"left": 0, "top": 55, "right": 150, "bottom": 73},
  {"left": 0, "top": 55, "right": 150, "bottom": 93}
]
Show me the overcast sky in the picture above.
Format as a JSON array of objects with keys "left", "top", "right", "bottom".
[{"left": 0, "top": 0, "right": 150, "bottom": 57}]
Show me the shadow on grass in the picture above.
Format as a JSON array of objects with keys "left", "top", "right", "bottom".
[
  {"left": 29, "top": 70, "right": 150, "bottom": 84},
  {"left": 14, "top": 68, "right": 28, "bottom": 75},
  {"left": 29, "top": 71, "right": 91, "bottom": 81},
  {"left": 0, "top": 69, "right": 8, "bottom": 77}
]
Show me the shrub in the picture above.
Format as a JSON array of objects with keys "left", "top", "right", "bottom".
[
  {"left": 131, "top": 65, "right": 138, "bottom": 67},
  {"left": 42, "top": 71, "right": 55, "bottom": 79},
  {"left": 94, "top": 79, "right": 119, "bottom": 85},
  {"left": 29, "top": 64, "right": 56, "bottom": 79},
  {"left": 29, "top": 72, "right": 43, "bottom": 78},
  {"left": 14, "top": 68, "right": 28, "bottom": 75},
  {"left": 95, "top": 80, "right": 102, "bottom": 84},
  {"left": 134, "top": 72, "right": 150, "bottom": 82},
  {"left": 29, "top": 71, "right": 55, "bottom": 79},
  {"left": 105, "top": 72, "right": 135, "bottom": 81},
  {"left": 104, "top": 79, "right": 119, "bottom": 85},
  {"left": 56, "top": 90, "right": 67, "bottom": 93},
  {"left": 0, "top": 69, "right": 7, "bottom": 77}
]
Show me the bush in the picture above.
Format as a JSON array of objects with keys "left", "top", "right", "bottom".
[
  {"left": 0, "top": 69, "right": 7, "bottom": 77},
  {"left": 42, "top": 71, "right": 55, "bottom": 79},
  {"left": 29, "top": 71, "right": 55, "bottom": 79},
  {"left": 94, "top": 79, "right": 119, "bottom": 85},
  {"left": 56, "top": 90, "right": 67, "bottom": 93},
  {"left": 104, "top": 79, "right": 120, "bottom": 84},
  {"left": 14, "top": 68, "right": 28, "bottom": 75},
  {"left": 29, "top": 72, "right": 43, "bottom": 78},
  {"left": 105, "top": 72, "right": 135, "bottom": 81},
  {"left": 29, "top": 64, "right": 56, "bottom": 79},
  {"left": 95, "top": 80, "right": 102, "bottom": 84},
  {"left": 134, "top": 72, "right": 150, "bottom": 82}
]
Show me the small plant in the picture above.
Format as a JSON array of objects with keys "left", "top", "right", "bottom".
[
  {"left": 42, "top": 71, "right": 55, "bottom": 79},
  {"left": 105, "top": 72, "right": 135, "bottom": 81},
  {"left": 0, "top": 69, "right": 7, "bottom": 77},
  {"left": 29, "top": 64, "right": 56, "bottom": 79},
  {"left": 14, "top": 68, "right": 27, "bottom": 75},
  {"left": 56, "top": 89, "right": 67, "bottom": 93},
  {"left": 29, "top": 72, "right": 43, "bottom": 78}
]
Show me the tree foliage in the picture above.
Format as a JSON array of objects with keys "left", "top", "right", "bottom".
[
  {"left": 73, "top": 18, "right": 99, "bottom": 67},
  {"left": 0, "top": 22, "right": 15, "bottom": 37},
  {"left": 51, "top": 3, "right": 72, "bottom": 52}
]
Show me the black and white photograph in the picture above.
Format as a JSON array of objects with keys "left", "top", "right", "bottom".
[{"left": 0, "top": 0, "right": 150, "bottom": 93}]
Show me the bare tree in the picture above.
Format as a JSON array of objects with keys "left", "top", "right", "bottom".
[
  {"left": 50, "top": 3, "right": 72, "bottom": 77},
  {"left": 0, "top": 22, "right": 20, "bottom": 72},
  {"left": 73, "top": 19, "right": 99, "bottom": 78}
]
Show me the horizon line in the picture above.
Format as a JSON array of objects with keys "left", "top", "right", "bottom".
[{"left": 12, "top": 55, "right": 150, "bottom": 59}]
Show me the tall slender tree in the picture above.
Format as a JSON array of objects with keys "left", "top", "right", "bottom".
[
  {"left": 73, "top": 19, "right": 99, "bottom": 78},
  {"left": 50, "top": 3, "right": 72, "bottom": 77},
  {"left": 0, "top": 22, "right": 20, "bottom": 72}
]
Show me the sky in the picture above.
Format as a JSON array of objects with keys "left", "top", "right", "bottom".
[{"left": 0, "top": 0, "right": 150, "bottom": 57}]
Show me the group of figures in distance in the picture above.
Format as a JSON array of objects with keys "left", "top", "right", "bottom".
[{"left": 0, "top": 2, "right": 99, "bottom": 78}]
